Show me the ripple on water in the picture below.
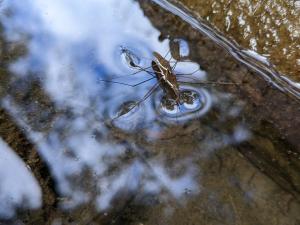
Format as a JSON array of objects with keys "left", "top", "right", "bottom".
[
  {"left": 107, "top": 84, "right": 212, "bottom": 131},
  {"left": 107, "top": 39, "right": 153, "bottom": 77},
  {"left": 112, "top": 43, "right": 211, "bottom": 126},
  {"left": 107, "top": 98, "right": 146, "bottom": 132},
  {"left": 155, "top": 85, "right": 212, "bottom": 124},
  {"left": 105, "top": 42, "right": 211, "bottom": 129}
]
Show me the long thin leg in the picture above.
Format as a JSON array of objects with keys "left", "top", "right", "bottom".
[
  {"left": 97, "top": 76, "right": 156, "bottom": 87},
  {"left": 177, "top": 76, "right": 239, "bottom": 85},
  {"left": 111, "top": 81, "right": 161, "bottom": 121},
  {"left": 134, "top": 65, "right": 156, "bottom": 78},
  {"left": 171, "top": 60, "right": 178, "bottom": 71},
  {"left": 164, "top": 49, "right": 171, "bottom": 59},
  {"left": 164, "top": 49, "right": 178, "bottom": 71},
  {"left": 176, "top": 69, "right": 200, "bottom": 76},
  {"left": 140, "top": 82, "right": 160, "bottom": 102},
  {"left": 109, "top": 65, "right": 155, "bottom": 80}
]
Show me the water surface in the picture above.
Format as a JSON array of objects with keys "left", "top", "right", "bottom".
[{"left": 0, "top": 0, "right": 299, "bottom": 224}]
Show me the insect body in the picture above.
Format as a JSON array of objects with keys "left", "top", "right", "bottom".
[{"left": 151, "top": 51, "right": 180, "bottom": 104}]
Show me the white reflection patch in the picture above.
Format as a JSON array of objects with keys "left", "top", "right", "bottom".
[
  {"left": 0, "top": 0, "right": 251, "bottom": 216},
  {"left": 0, "top": 138, "right": 41, "bottom": 219}
]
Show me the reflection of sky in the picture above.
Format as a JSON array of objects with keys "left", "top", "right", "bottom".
[
  {"left": 3, "top": 0, "right": 170, "bottom": 109},
  {"left": 0, "top": 138, "right": 41, "bottom": 219},
  {"left": 0, "top": 0, "right": 249, "bottom": 219}
]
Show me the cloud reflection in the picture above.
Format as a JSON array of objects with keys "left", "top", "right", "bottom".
[
  {"left": 0, "top": 138, "right": 41, "bottom": 219},
  {"left": 0, "top": 0, "right": 249, "bottom": 218},
  {"left": 0, "top": 0, "right": 203, "bottom": 215}
]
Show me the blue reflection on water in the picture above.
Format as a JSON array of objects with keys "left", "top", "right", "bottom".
[{"left": 0, "top": 0, "right": 249, "bottom": 219}]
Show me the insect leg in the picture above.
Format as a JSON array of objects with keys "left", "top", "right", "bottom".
[
  {"left": 177, "top": 69, "right": 241, "bottom": 85},
  {"left": 110, "top": 65, "right": 156, "bottom": 80},
  {"left": 177, "top": 76, "right": 239, "bottom": 85},
  {"left": 97, "top": 77, "right": 156, "bottom": 87},
  {"left": 134, "top": 65, "right": 156, "bottom": 78},
  {"left": 132, "top": 77, "right": 156, "bottom": 87},
  {"left": 164, "top": 49, "right": 171, "bottom": 59},
  {"left": 176, "top": 69, "right": 201, "bottom": 76},
  {"left": 111, "top": 82, "right": 161, "bottom": 121},
  {"left": 171, "top": 60, "right": 178, "bottom": 71}
]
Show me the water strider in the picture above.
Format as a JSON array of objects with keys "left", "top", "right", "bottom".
[
  {"left": 98, "top": 47, "right": 237, "bottom": 121},
  {"left": 151, "top": 51, "right": 180, "bottom": 105}
]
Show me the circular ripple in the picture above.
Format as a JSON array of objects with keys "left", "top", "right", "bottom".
[
  {"left": 120, "top": 47, "right": 141, "bottom": 69},
  {"left": 109, "top": 101, "right": 143, "bottom": 132},
  {"left": 107, "top": 99, "right": 145, "bottom": 132},
  {"left": 155, "top": 85, "right": 212, "bottom": 123},
  {"left": 113, "top": 42, "right": 152, "bottom": 75}
]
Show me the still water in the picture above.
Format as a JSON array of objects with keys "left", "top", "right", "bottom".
[{"left": 0, "top": 0, "right": 299, "bottom": 224}]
